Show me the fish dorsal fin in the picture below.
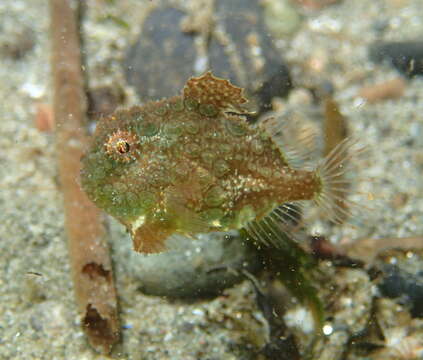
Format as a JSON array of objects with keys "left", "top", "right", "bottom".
[
  {"left": 183, "top": 71, "right": 248, "bottom": 114},
  {"left": 259, "top": 113, "right": 317, "bottom": 169}
]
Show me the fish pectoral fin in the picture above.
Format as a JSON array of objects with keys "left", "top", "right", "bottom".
[
  {"left": 131, "top": 222, "right": 173, "bottom": 254},
  {"left": 165, "top": 187, "right": 210, "bottom": 233}
]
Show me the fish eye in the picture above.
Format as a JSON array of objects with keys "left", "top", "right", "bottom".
[
  {"left": 116, "top": 140, "right": 130, "bottom": 154},
  {"left": 105, "top": 130, "right": 138, "bottom": 163}
]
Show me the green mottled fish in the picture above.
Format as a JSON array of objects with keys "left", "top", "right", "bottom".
[{"left": 81, "top": 72, "right": 355, "bottom": 253}]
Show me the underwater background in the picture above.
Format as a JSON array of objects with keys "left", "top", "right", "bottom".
[{"left": 1, "top": 0, "right": 423, "bottom": 359}]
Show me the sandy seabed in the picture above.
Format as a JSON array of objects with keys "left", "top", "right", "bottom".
[{"left": 1, "top": 0, "right": 422, "bottom": 359}]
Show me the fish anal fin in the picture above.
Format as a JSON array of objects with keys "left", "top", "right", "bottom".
[
  {"left": 244, "top": 204, "right": 323, "bottom": 331},
  {"left": 183, "top": 71, "right": 248, "bottom": 113},
  {"left": 245, "top": 203, "right": 304, "bottom": 250},
  {"left": 132, "top": 221, "right": 173, "bottom": 254}
]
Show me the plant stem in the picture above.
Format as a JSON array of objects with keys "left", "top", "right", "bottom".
[{"left": 50, "top": 0, "right": 120, "bottom": 353}]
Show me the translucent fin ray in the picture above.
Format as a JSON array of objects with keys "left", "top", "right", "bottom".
[
  {"left": 258, "top": 113, "right": 317, "bottom": 168},
  {"left": 244, "top": 202, "right": 304, "bottom": 250},
  {"left": 314, "top": 138, "right": 365, "bottom": 224},
  {"left": 132, "top": 222, "right": 171, "bottom": 254}
]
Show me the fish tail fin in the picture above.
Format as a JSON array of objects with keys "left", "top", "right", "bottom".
[{"left": 313, "top": 138, "right": 366, "bottom": 224}]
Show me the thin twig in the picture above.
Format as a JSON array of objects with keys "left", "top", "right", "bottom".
[
  {"left": 344, "top": 236, "right": 423, "bottom": 263},
  {"left": 50, "top": 0, "right": 120, "bottom": 353},
  {"left": 323, "top": 96, "right": 348, "bottom": 157}
]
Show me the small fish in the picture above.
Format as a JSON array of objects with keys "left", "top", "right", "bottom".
[{"left": 80, "top": 72, "right": 357, "bottom": 254}]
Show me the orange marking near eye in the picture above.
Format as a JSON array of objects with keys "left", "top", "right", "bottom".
[{"left": 104, "top": 130, "right": 138, "bottom": 162}]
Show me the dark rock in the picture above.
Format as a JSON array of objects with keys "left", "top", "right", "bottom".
[
  {"left": 0, "top": 25, "right": 35, "bottom": 60},
  {"left": 369, "top": 41, "right": 423, "bottom": 77},
  {"left": 112, "top": 224, "right": 262, "bottom": 298},
  {"left": 123, "top": 0, "right": 292, "bottom": 114},
  {"left": 212, "top": 0, "right": 292, "bottom": 111},
  {"left": 87, "top": 86, "right": 126, "bottom": 118},
  {"left": 374, "top": 248, "right": 423, "bottom": 317},
  {"left": 261, "top": 336, "right": 300, "bottom": 360},
  {"left": 124, "top": 7, "right": 197, "bottom": 100}
]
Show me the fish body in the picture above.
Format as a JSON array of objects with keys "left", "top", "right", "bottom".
[{"left": 81, "top": 72, "right": 352, "bottom": 253}]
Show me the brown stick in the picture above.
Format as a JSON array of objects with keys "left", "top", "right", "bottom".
[
  {"left": 358, "top": 77, "right": 406, "bottom": 104},
  {"left": 323, "top": 97, "right": 348, "bottom": 157},
  {"left": 50, "top": 0, "right": 120, "bottom": 353},
  {"left": 343, "top": 236, "right": 423, "bottom": 263}
]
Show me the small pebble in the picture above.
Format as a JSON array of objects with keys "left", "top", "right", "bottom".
[
  {"left": 375, "top": 248, "right": 423, "bottom": 317},
  {"left": 112, "top": 225, "right": 262, "bottom": 298},
  {"left": 369, "top": 41, "right": 423, "bottom": 77},
  {"left": 34, "top": 103, "right": 54, "bottom": 132},
  {"left": 358, "top": 78, "right": 406, "bottom": 103}
]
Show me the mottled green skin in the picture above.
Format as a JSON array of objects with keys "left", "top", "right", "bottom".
[{"left": 82, "top": 97, "right": 289, "bottom": 225}]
